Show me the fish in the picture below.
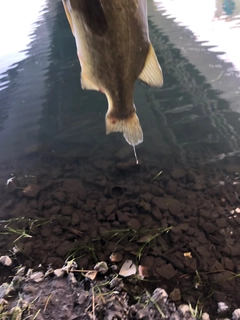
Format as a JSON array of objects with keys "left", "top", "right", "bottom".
[{"left": 62, "top": 0, "right": 163, "bottom": 146}]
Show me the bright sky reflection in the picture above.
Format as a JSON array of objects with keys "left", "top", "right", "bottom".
[
  {"left": 153, "top": 0, "right": 240, "bottom": 72},
  {"left": 0, "top": 0, "right": 48, "bottom": 76}
]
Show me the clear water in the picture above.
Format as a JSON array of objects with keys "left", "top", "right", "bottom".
[{"left": 0, "top": 0, "right": 239, "bottom": 175}]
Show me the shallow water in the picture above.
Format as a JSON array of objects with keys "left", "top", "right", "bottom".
[{"left": 0, "top": 0, "right": 240, "bottom": 317}]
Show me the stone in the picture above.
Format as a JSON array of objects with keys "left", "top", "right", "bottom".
[
  {"left": 41, "top": 227, "right": 52, "bottom": 237},
  {"left": 171, "top": 167, "right": 186, "bottom": 179},
  {"left": 61, "top": 206, "right": 73, "bottom": 216},
  {"left": 23, "top": 184, "right": 41, "bottom": 198},
  {"left": 117, "top": 211, "right": 132, "bottom": 224},
  {"left": 52, "top": 191, "right": 66, "bottom": 203},
  {"left": 156, "top": 263, "right": 176, "bottom": 280},
  {"left": 104, "top": 205, "right": 116, "bottom": 217},
  {"left": 72, "top": 212, "right": 80, "bottom": 225},
  {"left": 221, "top": 257, "right": 235, "bottom": 271},
  {"left": 127, "top": 218, "right": 141, "bottom": 230},
  {"left": 56, "top": 241, "right": 74, "bottom": 257},
  {"left": 169, "top": 288, "right": 181, "bottom": 301},
  {"left": 44, "top": 200, "right": 53, "bottom": 209},
  {"left": 152, "top": 197, "right": 181, "bottom": 215},
  {"left": 152, "top": 207, "right": 162, "bottom": 220},
  {"left": 151, "top": 186, "right": 165, "bottom": 197},
  {"left": 52, "top": 226, "right": 63, "bottom": 235},
  {"left": 166, "top": 180, "right": 178, "bottom": 195},
  {"left": 49, "top": 205, "right": 61, "bottom": 215},
  {"left": 141, "top": 193, "right": 153, "bottom": 202}
]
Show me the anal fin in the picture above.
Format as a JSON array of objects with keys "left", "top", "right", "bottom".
[{"left": 138, "top": 42, "right": 163, "bottom": 87}]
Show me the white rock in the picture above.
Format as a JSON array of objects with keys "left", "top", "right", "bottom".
[
  {"left": 202, "top": 312, "right": 210, "bottom": 320},
  {"left": 0, "top": 256, "right": 12, "bottom": 266},
  {"left": 152, "top": 288, "right": 168, "bottom": 304},
  {"left": 54, "top": 268, "right": 65, "bottom": 277},
  {"left": 218, "top": 302, "right": 229, "bottom": 313},
  {"left": 178, "top": 304, "right": 190, "bottom": 316},
  {"left": 119, "top": 260, "right": 136, "bottom": 277},
  {"left": 232, "top": 309, "right": 240, "bottom": 320}
]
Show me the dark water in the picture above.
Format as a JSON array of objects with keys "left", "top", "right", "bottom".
[{"left": 0, "top": 0, "right": 240, "bottom": 316}]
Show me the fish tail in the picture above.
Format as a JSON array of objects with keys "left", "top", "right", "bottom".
[{"left": 105, "top": 110, "right": 143, "bottom": 146}]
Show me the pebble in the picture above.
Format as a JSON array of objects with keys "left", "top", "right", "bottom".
[
  {"left": 156, "top": 263, "right": 176, "bottom": 280},
  {"left": 23, "top": 184, "right": 41, "bottom": 198},
  {"left": 52, "top": 191, "right": 66, "bottom": 203},
  {"left": 169, "top": 288, "right": 181, "bottom": 301},
  {"left": 0, "top": 256, "right": 12, "bottom": 266},
  {"left": 233, "top": 309, "right": 240, "bottom": 320}
]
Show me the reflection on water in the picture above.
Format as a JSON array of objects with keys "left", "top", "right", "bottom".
[
  {"left": 0, "top": 0, "right": 240, "bottom": 314},
  {"left": 153, "top": 0, "right": 240, "bottom": 71},
  {"left": 0, "top": 0, "right": 239, "bottom": 169}
]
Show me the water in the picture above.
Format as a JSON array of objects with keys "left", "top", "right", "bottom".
[{"left": 0, "top": 0, "right": 240, "bottom": 315}]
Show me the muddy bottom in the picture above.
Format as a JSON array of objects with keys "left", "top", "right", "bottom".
[{"left": 0, "top": 147, "right": 240, "bottom": 319}]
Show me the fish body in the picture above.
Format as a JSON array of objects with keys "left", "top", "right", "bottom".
[{"left": 62, "top": 0, "right": 163, "bottom": 146}]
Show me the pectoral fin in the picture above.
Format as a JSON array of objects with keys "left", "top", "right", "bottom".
[
  {"left": 138, "top": 43, "right": 163, "bottom": 87},
  {"left": 81, "top": 72, "right": 99, "bottom": 91},
  {"left": 68, "top": 0, "right": 108, "bottom": 36}
]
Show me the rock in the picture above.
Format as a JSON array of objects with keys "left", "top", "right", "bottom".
[
  {"left": 232, "top": 309, "right": 240, "bottom": 320},
  {"left": 61, "top": 206, "right": 73, "bottom": 216},
  {"left": 202, "top": 312, "right": 210, "bottom": 320},
  {"left": 151, "top": 288, "right": 168, "bottom": 303},
  {"left": 221, "top": 257, "right": 235, "bottom": 271},
  {"left": 171, "top": 168, "right": 186, "bottom": 179},
  {"left": 23, "top": 242, "right": 33, "bottom": 256},
  {"left": 156, "top": 263, "right": 176, "bottom": 280},
  {"left": 62, "top": 179, "right": 83, "bottom": 193},
  {"left": 56, "top": 241, "right": 74, "bottom": 257},
  {"left": 152, "top": 197, "right": 181, "bottom": 215},
  {"left": 104, "top": 204, "right": 116, "bottom": 217},
  {"left": 138, "top": 265, "right": 149, "bottom": 278},
  {"left": 166, "top": 180, "right": 178, "bottom": 194},
  {"left": 117, "top": 211, "right": 132, "bottom": 224},
  {"left": 44, "top": 200, "right": 53, "bottom": 209},
  {"left": 41, "top": 227, "right": 52, "bottom": 237},
  {"left": 82, "top": 203, "right": 95, "bottom": 212},
  {"left": 52, "top": 225, "right": 63, "bottom": 235},
  {"left": 119, "top": 260, "right": 137, "bottom": 277},
  {"left": 0, "top": 256, "right": 12, "bottom": 266},
  {"left": 52, "top": 191, "right": 66, "bottom": 203},
  {"left": 94, "top": 261, "right": 108, "bottom": 274},
  {"left": 152, "top": 207, "right": 162, "bottom": 220},
  {"left": 218, "top": 302, "right": 229, "bottom": 313},
  {"left": 141, "top": 193, "right": 153, "bottom": 202},
  {"left": 72, "top": 212, "right": 80, "bottom": 225},
  {"left": 29, "top": 271, "right": 44, "bottom": 282},
  {"left": 110, "top": 252, "right": 123, "bottom": 263},
  {"left": 23, "top": 184, "right": 41, "bottom": 198},
  {"left": 151, "top": 186, "right": 165, "bottom": 197},
  {"left": 169, "top": 288, "right": 181, "bottom": 301},
  {"left": 54, "top": 268, "right": 65, "bottom": 277},
  {"left": 141, "top": 256, "right": 155, "bottom": 269},
  {"left": 127, "top": 218, "right": 141, "bottom": 230}
]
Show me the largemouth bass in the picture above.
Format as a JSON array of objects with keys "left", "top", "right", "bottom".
[{"left": 62, "top": 0, "right": 163, "bottom": 146}]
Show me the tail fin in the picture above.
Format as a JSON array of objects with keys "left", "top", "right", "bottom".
[{"left": 106, "top": 111, "right": 143, "bottom": 146}]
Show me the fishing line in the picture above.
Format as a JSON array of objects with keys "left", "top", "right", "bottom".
[{"left": 133, "top": 145, "right": 138, "bottom": 164}]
